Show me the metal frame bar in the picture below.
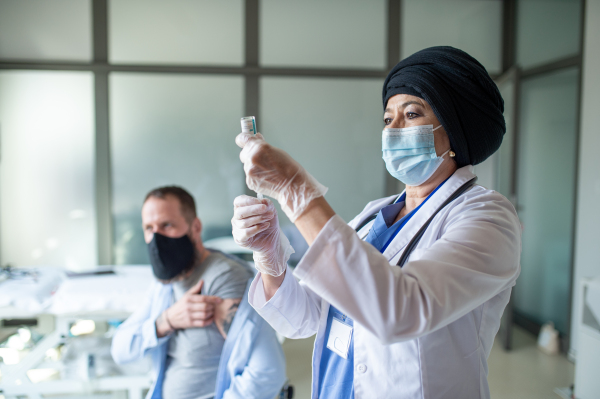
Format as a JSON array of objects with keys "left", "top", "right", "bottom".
[
  {"left": 384, "top": 0, "right": 403, "bottom": 198},
  {"left": 92, "top": 0, "right": 113, "bottom": 264},
  {"left": 497, "top": 0, "right": 519, "bottom": 350},
  {"left": 0, "top": 62, "right": 387, "bottom": 78},
  {"left": 244, "top": 0, "right": 260, "bottom": 116},
  {"left": 502, "top": 0, "right": 517, "bottom": 73},
  {"left": 564, "top": 0, "right": 588, "bottom": 354},
  {"left": 494, "top": 66, "right": 520, "bottom": 351},
  {"left": 509, "top": 66, "right": 521, "bottom": 351},
  {"left": 520, "top": 54, "right": 582, "bottom": 79},
  {"left": 244, "top": 0, "right": 260, "bottom": 197}
]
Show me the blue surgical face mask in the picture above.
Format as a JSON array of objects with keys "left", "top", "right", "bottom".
[{"left": 382, "top": 124, "right": 449, "bottom": 186}]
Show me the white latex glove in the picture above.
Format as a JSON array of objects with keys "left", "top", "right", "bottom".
[
  {"left": 236, "top": 132, "right": 328, "bottom": 222},
  {"left": 232, "top": 195, "right": 295, "bottom": 277}
]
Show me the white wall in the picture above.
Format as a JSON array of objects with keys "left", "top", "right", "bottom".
[{"left": 570, "top": 0, "right": 600, "bottom": 357}]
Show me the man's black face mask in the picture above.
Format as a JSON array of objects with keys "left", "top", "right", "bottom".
[{"left": 147, "top": 232, "right": 195, "bottom": 280}]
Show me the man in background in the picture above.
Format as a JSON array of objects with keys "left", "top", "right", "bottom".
[{"left": 111, "top": 186, "right": 286, "bottom": 399}]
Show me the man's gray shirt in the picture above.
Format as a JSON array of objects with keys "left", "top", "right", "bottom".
[{"left": 162, "top": 250, "right": 253, "bottom": 399}]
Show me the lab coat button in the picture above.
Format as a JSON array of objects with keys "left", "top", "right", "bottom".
[{"left": 356, "top": 364, "right": 367, "bottom": 373}]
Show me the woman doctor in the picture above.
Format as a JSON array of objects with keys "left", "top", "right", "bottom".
[{"left": 231, "top": 46, "right": 521, "bottom": 399}]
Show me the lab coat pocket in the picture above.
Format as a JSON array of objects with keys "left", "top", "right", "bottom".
[{"left": 447, "top": 312, "right": 481, "bottom": 359}]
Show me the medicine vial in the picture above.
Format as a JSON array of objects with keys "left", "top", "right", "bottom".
[
  {"left": 240, "top": 116, "right": 256, "bottom": 135},
  {"left": 240, "top": 116, "right": 263, "bottom": 199}
]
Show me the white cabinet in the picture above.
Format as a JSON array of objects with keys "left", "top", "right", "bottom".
[{"left": 575, "top": 277, "right": 600, "bottom": 398}]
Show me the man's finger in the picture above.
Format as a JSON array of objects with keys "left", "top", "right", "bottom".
[
  {"left": 188, "top": 302, "right": 213, "bottom": 312},
  {"left": 192, "top": 318, "right": 214, "bottom": 328},
  {"left": 188, "top": 294, "right": 223, "bottom": 304},
  {"left": 190, "top": 311, "right": 213, "bottom": 320},
  {"left": 186, "top": 279, "right": 204, "bottom": 295}
]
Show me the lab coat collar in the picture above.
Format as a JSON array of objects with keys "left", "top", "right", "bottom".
[
  {"left": 383, "top": 165, "right": 475, "bottom": 262},
  {"left": 350, "top": 165, "right": 476, "bottom": 261}
]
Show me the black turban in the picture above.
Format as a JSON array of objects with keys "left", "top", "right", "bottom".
[{"left": 382, "top": 46, "right": 505, "bottom": 167}]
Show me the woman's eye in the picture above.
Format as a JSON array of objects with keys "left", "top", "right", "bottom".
[
  {"left": 406, "top": 112, "right": 419, "bottom": 119},
  {"left": 383, "top": 117, "right": 392, "bottom": 125}
]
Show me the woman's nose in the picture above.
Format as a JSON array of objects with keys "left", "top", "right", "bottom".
[{"left": 388, "top": 118, "right": 405, "bottom": 129}]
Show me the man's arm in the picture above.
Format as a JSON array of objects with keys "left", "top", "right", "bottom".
[
  {"left": 214, "top": 298, "right": 242, "bottom": 339},
  {"left": 112, "top": 279, "right": 223, "bottom": 363},
  {"left": 155, "top": 285, "right": 217, "bottom": 339},
  {"left": 155, "top": 309, "right": 175, "bottom": 338},
  {"left": 154, "top": 279, "right": 223, "bottom": 338},
  {"left": 111, "top": 283, "right": 169, "bottom": 364}
]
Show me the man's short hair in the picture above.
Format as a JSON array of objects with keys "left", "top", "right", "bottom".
[{"left": 144, "top": 186, "right": 197, "bottom": 224}]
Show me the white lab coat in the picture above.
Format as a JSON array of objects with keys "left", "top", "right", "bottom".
[{"left": 249, "top": 165, "right": 521, "bottom": 399}]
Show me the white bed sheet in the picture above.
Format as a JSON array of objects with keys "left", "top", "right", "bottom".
[{"left": 48, "top": 265, "right": 154, "bottom": 315}]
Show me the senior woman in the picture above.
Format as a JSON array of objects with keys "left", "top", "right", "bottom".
[{"left": 231, "top": 46, "right": 521, "bottom": 399}]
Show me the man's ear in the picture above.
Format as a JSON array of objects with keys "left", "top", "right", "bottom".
[{"left": 192, "top": 217, "right": 202, "bottom": 240}]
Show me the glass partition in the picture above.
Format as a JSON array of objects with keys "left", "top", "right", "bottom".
[
  {"left": 516, "top": 0, "right": 582, "bottom": 69},
  {"left": 110, "top": 73, "right": 245, "bottom": 265},
  {"left": 472, "top": 78, "right": 516, "bottom": 197},
  {"left": 402, "top": 0, "right": 502, "bottom": 74},
  {"left": 0, "top": 0, "right": 92, "bottom": 62},
  {"left": 260, "top": 76, "right": 386, "bottom": 224},
  {"left": 495, "top": 76, "right": 516, "bottom": 200},
  {"left": 513, "top": 67, "right": 579, "bottom": 334},
  {"left": 0, "top": 71, "right": 96, "bottom": 269},
  {"left": 109, "top": 0, "right": 244, "bottom": 65},
  {"left": 260, "top": 0, "right": 386, "bottom": 69}
]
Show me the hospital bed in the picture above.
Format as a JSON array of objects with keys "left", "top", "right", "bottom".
[{"left": 0, "top": 265, "right": 154, "bottom": 399}]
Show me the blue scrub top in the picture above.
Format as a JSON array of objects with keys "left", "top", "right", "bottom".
[{"left": 317, "top": 180, "right": 448, "bottom": 398}]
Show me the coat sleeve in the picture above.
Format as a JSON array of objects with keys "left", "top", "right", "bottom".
[
  {"left": 222, "top": 318, "right": 287, "bottom": 399},
  {"left": 111, "top": 283, "right": 170, "bottom": 364},
  {"left": 294, "top": 191, "right": 521, "bottom": 345},
  {"left": 248, "top": 266, "right": 322, "bottom": 339}
]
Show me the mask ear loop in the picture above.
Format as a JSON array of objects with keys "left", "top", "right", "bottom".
[
  {"left": 433, "top": 124, "right": 456, "bottom": 158},
  {"left": 439, "top": 149, "right": 451, "bottom": 159},
  {"left": 438, "top": 149, "right": 457, "bottom": 159}
]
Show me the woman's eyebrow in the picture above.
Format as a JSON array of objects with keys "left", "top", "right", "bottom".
[
  {"left": 402, "top": 101, "right": 423, "bottom": 108},
  {"left": 384, "top": 101, "right": 424, "bottom": 114}
]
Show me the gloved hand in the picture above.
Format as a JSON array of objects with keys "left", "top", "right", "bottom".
[
  {"left": 232, "top": 195, "right": 295, "bottom": 277},
  {"left": 236, "top": 132, "right": 328, "bottom": 222}
]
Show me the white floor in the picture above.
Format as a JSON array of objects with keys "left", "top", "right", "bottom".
[{"left": 281, "top": 326, "right": 575, "bottom": 399}]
